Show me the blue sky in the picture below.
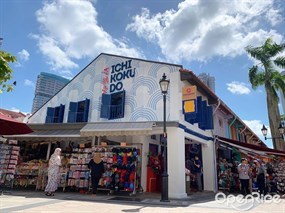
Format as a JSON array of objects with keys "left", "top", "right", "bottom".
[{"left": 0, "top": 0, "right": 284, "bottom": 148}]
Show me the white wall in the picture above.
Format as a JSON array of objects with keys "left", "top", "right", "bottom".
[{"left": 29, "top": 54, "right": 182, "bottom": 124}]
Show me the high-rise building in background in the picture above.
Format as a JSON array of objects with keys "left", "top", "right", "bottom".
[
  {"left": 197, "top": 72, "right": 215, "bottom": 93},
  {"left": 31, "top": 72, "right": 69, "bottom": 113},
  {"left": 280, "top": 71, "right": 285, "bottom": 115}
]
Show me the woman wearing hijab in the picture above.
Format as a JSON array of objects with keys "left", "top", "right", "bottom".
[
  {"left": 88, "top": 153, "right": 105, "bottom": 196},
  {"left": 45, "top": 148, "right": 62, "bottom": 196}
]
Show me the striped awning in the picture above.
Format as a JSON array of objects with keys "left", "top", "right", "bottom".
[{"left": 80, "top": 122, "right": 155, "bottom": 136}]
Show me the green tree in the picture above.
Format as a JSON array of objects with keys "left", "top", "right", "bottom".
[
  {"left": 245, "top": 38, "right": 285, "bottom": 150},
  {"left": 0, "top": 50, "right": 17, "bottom": 93}
]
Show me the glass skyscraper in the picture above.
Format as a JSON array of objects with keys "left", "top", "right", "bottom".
[
  {"left": 197, "top": 72, "right": 215, "bottom": 93},
  {"left": 31, "top": 72, "right": 69, "bottom": 113}
]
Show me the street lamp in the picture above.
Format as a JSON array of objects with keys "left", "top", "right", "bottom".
[
  {"left": 159, "top": 73, "right": 170, "bottom": 202},
  {"left": 261, "top": 123, "right": 285, "bottom": 140}
]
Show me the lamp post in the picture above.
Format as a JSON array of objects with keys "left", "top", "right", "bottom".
[
  {"left": 261, "top": 123, "right": 285, "bottom": 141},
  {"left": 159, "top": 73, "right": 170, "bottom": 202}
]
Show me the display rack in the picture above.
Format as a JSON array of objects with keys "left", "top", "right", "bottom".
[
  {"left": 14, "top": 160, "right": 41, "bottom": 188},
  {"left": 0, "top": 141, "right": 20, "bottom": 193}
]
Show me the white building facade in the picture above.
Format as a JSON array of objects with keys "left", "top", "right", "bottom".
[{"left": 27, "top": 53, "right": 217, "bottom": 198}]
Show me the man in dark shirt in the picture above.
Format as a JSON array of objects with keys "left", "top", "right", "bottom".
[{"left": 194, "top": 155, "right": 203, "bottom": 191}]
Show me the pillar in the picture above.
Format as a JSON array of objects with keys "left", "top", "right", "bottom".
[
  {"left": 167, "top": 127, "right": 187, "bottom": 198},
  {"left": 201, "top": 141, "right": 215, "bottom": 191}
]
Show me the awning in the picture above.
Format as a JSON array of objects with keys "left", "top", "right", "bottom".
[
  {"left": 0, "top": 114, "right": 33, "bottom": 135},
  {"left": 217, "top": 136, "right": 285, "bottom": 157},
  {"left": 4, "top": 129, "right": 81, "bottom": 140},
  {"left": 80, "top": 122, "right": 155, "bottom": 136}
]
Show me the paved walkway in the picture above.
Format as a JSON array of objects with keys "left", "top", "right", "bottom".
[{"left": 1, "top": 189, "right": 285, "bottom": 213}]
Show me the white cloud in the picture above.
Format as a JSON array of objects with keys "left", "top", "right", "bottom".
[
  {"left": 126, "top": 0, "right": 283, "bottom": 63},
  {"left": 24, "top": 79, "right": 35, "bottom": 88},
  {"left": 243, "top": 120, "right": 273, "bottom": 148},
  {"left": 18, "top": 49, "right": 30, "bottom": 61},
  {"left": 227, "top": 81, "right": 251, "bottom": 95},
  {"left": 33, "top": 0, "right": 142, "bottom": 75}
]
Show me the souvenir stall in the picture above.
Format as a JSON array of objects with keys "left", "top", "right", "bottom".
[
  {"left": 216, "top": 136, "right": 285, "bottom": 194},
  {"left": 66, "top": 144, "right": 142, "bottom": 195}
]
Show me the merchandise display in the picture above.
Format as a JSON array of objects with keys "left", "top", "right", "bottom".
[
  {"left": 67, "top": 148, "right": 92, "bottom": 189},
  {"left": 14, "top": 160, "right": 43, "bottom": 188},
  {"left": 65, "top": 145, "right": 142, "bottom": 195},
  {"left": 0, "top": 142, "right": 20, "bottom": 187}
]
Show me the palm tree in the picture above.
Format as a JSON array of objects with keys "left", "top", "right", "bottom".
[{"left": 245, "top": 38, "right": 285, "bottom": 150}]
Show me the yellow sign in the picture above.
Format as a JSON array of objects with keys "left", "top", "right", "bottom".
[
  {"left": 182, "top": 86, "right": 197, "bottom": 100},
  {"left": 184, "top": 100, "right": 195, "bottom": 113}
]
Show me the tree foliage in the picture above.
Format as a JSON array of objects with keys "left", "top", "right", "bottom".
[
  {"left": 245, "top": 38, "right": 285, "bottom": 150},
  {"left": 0, "top": 50, "right": 17, "bottom": 93}
]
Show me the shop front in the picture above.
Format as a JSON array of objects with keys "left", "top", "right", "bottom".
[
  {"left": 216, "top": 136, "right": 285, "bottom": 194},
  {"left": 1, "top": 53, "right": 221, "bottom": 199}
]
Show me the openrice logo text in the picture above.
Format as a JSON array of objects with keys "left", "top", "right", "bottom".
[{"left": 215, "top": 192, "right": 281, "bottom": 211}]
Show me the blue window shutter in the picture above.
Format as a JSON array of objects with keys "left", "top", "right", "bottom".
[
  {"left": 68, "top": 102, "right": 77, "bottom": 123},
  {"left": 205, "top": 105, "right": 214, "bottom": 130},
  {"left": 45, "top": 107, "right": 54, "bottom": 123},
  {"left": 83, "top": 99, "right": 90, "bottom": 122},
  {"left": 100, "top": 94, "right": 111, "bottom": 119},
  {"left": 198, "top": 101, "right": 207, "bottom": 130},
  {"left": 58, "top": 104, "right": 65, "bottom": 123},
  {"left": 194, "top": 96, "right": 203, "bottom": 123},
  {"left": 119, "top": 90, "right": 125, "bottom": 118}
]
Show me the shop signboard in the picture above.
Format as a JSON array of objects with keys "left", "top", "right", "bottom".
[{"left": 182, "top": 86, "right": 197, "bottom": 101}]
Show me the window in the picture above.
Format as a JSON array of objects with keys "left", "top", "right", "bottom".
[
  {"left": 45, "top": 104, "right": 65, "bottom": 123},
  {"left": 67, "top": 99, "right": 90, "bottom": 123},
  {"left": 100, "top": 90, "right": 125, "bottom": 120}
]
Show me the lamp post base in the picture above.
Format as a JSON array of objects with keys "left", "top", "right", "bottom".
[{"left": 160, "top": 173, "right": 170, "bottom": 202}]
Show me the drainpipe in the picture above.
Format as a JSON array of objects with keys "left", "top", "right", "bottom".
[
  {"left": 228, "top": 116, "right": 237, "bottom": 139},
  {"left": 211, "top": 102, "right": 220, "bottom": 193}
]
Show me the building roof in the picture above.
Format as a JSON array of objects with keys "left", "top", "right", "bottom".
[{"left": 0, "top": 108, "right": 26, "bottom": 121}]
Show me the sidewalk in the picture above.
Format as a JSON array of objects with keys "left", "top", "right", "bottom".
[{"left": 1, "top": 189, "right": 216, "bottom": 207}]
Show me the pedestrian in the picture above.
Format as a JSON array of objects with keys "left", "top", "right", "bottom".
[
  {"left": 255, "top": 160, "right": 266, "bottom": 195},
  {"left": 45, "top": 148, "right": 62, "bottom": 196},
  {"left": 88, "top": 152, "right": 105, "bottom": 196},
  {"left": 194, "top": 155, "right": 203, "bottom": 192},
  {"left": 237, "top": 158, "right": 251, "bottom": 196}
]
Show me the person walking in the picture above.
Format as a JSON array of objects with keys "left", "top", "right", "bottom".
[
  {"left": 194, "top": 155, "right": 203, "bottom": 192},
  {"left": 88, "top": 153, "right": 105, "bottom": 196},
  {"left": 238, "top": 158, "right": 251, "bottom": 196},
  {"left": 45, "top": 148, "right": 62, "bottom": 196},
  {"left": 255, "top": 160, "right": 266, "bottom": 195}
]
